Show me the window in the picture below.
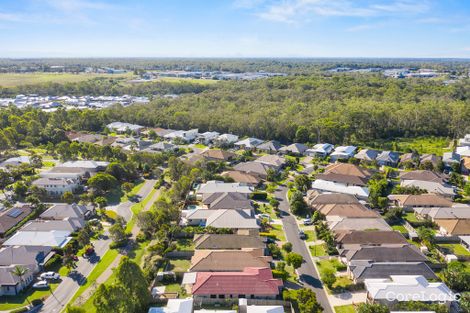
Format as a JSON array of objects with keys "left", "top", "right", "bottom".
[
  {"left": 210, "top": 295, "right": 216, "bottom": 299},
  {"left": 219, "top": 295, "right": 225, "bottom": 299}
]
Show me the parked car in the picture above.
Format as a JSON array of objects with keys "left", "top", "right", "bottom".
[
  {"left": 303, "top": 218, "right": 313, "bottom": 225},
  {"left": 298, "top": 230, "right": 306, "bottom": 240},
  {"left": 40, "top": 271, "right": 60, "bottom": 280},
  {"left": 33, "top": 281, "right": 49, "bottom": 289}
]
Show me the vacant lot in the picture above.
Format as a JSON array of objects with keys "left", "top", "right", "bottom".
[{"left": 0, "top": 72, "right": 134, "bottom": 87}]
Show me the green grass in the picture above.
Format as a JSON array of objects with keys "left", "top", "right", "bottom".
[
  {"left": 303, "top": 229, "right": 317, "bottom": 242},
  {"left": 335, "top": 305, "right": 356, "bottom": 313},
  {"left": 120, "top": 180, "right": 146, "bottom": 203},
  {"left": 0, "top": 72, "right": 134, "bottom": 87},
  {"left": 309, "top": 244, "right": 327, "bottom": 257},
  {"left": 175, "top": 238, "right": 195, "bottom": 251},
  {"left": 0, "top": 282, "right": 60, "bottom": 310},
  {"left": 439, "top": 244, "right": 470, "bottom": 256},
  {"left": 69, "top": 248, "right": 119, "bottom": 304},
  {"left": 193, "top": 143, "right": 208, "bottom": 149},
  {"left": 391, "top": 224, "right": 408, "bottom": 234},
  {"left": 360, "top": 136, "right": 451, "bottom": 156},
  {"left": 168, "top": 259, "right": 191, "bottom": 273},
  {"left": 267, "top": 224, "right": 286, "bottom": 242},
  {"left": 404, "top": 212, "right": 420, "bottom": 223},
  {"left": 126, "top": 187, "right": 158, "bottom": 232},
  {"left": 42, "top": 160, "right": 56, "bottom": 168}
]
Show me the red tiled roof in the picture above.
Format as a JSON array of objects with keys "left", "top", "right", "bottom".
[{"left": 192, "top": 267, "right": 282, "bottom": 296}]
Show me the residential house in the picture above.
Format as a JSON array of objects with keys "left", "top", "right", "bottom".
[
  {"left": 148, "top": 298, "right": 193, "bottom": 313},
  {"left": 32, "top": 177, "right": 80, "bottom": 196},
  {"left": 330, "top": 146, "right": 356, "bottom": 161},
  {"left": 364, "top": 275, "right": 454, "bottom": 307},
  {"left": 193, "top": 234, "right": 265, "bottom": 250},
  {"left": 0, "top": 156, "right": 30, "bottom": 168},
  {"left": 307, "top": 192, "right": 359, "bottom": 208},
  {"left": 413, "top": 205, "right": 470, "bottom": 235},
  {"left": 106, "top": 122, "right": 144, "bottom": 134},
  {"left": 387, "top": 194, "right": 453, "bottom": 212},
  {"left": 147, "top": 141, "right": 178, "bottom": 153},
  {"left": 190, "top": 250, "right": 272, "bottom": 272},
  {"left": 458, "top": 134, "right": 470, "bottom": 147},
  {"left": 256, "top": 140, "right": 282, "bottom": 154},
  {"left": 148, "top": 127, "right": 175, "bottom": 138},
  {"left": 234, "top": 138, "right": 265, "bottom": 150},
  {"left": 420, "top": 154, "right": 441, "bottom": 168},
  {"left": 188, "top": 267, "right": 282, "bottom": 300},
  {"left": 329, "top": 218, "right": 392, "bottom": 233},
  {"left": 314, "top": 203, "right": 380, "bottom": 222},
  {"left": 349, "top": 261, "right": 437, "bottom": 283},
  {"left": 376, "top": 151, "right": 400, "bottom": 167},
  {"left": 278, "top": 143, "right": 308, "bottom": 156},
  {"left": 456, "top": 146, "right": 470, "bottom": 158},
  {"left": 305, "top": 143, "right": 334, "bottom": 158},
  {"left": 462, "top": 157, "right": 470, "bottom": 175},
  {"left": 354, "top": 149, "right": 380, "bottom": 162},
  {"left": 197, "top": 181, "right": 253, "bottom": 198},
  {"left": 399, "top": 153, "right": 419, "bottom": 168},
  {"left": 21, "top": 218, "right": 84, "bottom": 232},
  {"left": 0, "top": 204, "right": 33, "bottom": 237},
  {"left": 316, "top": 163, "right": 372, "bottom": 187},
  {"left": 342, "top": 245, "right": 428, "bottom": 264},
  {"left": 233, "top": 162, "right": 276, "bottom": 180},
  {"left": 202, "top": 192, "right": 253, "bottom": 210},
  {"left": 3, "top": 230, "right": 72, "bottom": 248},
  {"left": 400, "top": 180, "right": 455, "bottom": 199},
  {"left": 215, "top": 134, "right": 239, "bottom": 146},
  {"left": 335, "top": 230, "right": 408, "bottom": 251},
  {"left": 40, "top": 167, "right": 91, "bottom": 181},
  {"left": 239, "top": 299, "right": 284, "bottom": 313},
  {"left": 40, "top": 203, "right": 94, "bottom": 220},
  {"left": 221, "top": 171, "right": 261, "bottom": 187},
  {"left": 311, "top": 179, "right": 370, "bottom": 200},
  {"left": 201, "top": 150, "right": 237, "bottom": 162},
  {"left": 122, "top": 139, "right": 153, "bottom": 152},
  {"left": 255, "top": 155, "right": 286, "bottom": 169},
  {"left": 197, "top": 131, "right": 220, "bottom": 145},
  {"left": 164, "top": 129, "right": 199, "bottom": 143},
  {"left": 0, "top": 264, "right": 36, "bottom": 296},
  {"left": 57, "top": 160, "right": 109, "bottom": 172},
  {"left": 442, "top": 151, "right": 460, "bottom": 170},
  {"left": 184, "top": 209, "right": 259, "bottom": 234}
]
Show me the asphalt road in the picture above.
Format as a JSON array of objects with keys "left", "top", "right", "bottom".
[
  {"left": 275, "top": 184, "right": 334, "bottom": 313},
  {"left": 39, "top": 179, "right": 156, "bottom": 313}
]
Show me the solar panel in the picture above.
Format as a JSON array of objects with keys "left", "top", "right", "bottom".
[{"left": 7, "top": 208, "right": 23, "bottom": 218}]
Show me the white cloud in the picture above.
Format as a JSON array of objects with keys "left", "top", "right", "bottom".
[
  {"left": 253, "top": 0, "right": 431, "bottom": 24},
  {"left": 44, "top": 0, "right": 113, "bottom": 12},
  {"left": 0, "top": 12, "right": 21, "bottom": 22}
]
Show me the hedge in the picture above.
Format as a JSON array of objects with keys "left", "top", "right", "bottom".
[
  {"left": 250, "top": 191, "right": 268, "bottom": 201},
  {"left": 44, "top": 254, "right": 62, "bottom": 270}
]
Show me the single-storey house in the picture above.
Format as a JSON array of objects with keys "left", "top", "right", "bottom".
[
  {"left": 305, "top": 143, "right": 334, "bottom": 158},
  {"left": 0, "top": 204, "right": 33, "bottom": 237},
  {"left": 3, "top": 230, "right": 72, "bottom": 248},
  {"left": 349, "top": 261, "right": 437, "bottom": 283},
  {"left": 221, "top": 171, "right": 261, "bottom": 186},
  {"left": 399, "top": 170, "right": 445, "bottom": 184},
  {"left": 40, "top": 203, "right": 94, "bottom": 220},
  {"left": 164, "top": 129, "right": 199, "bottom": 143},
  {"left": 197, "top": 131, "right": 220, "bottom": 145},
  {"left": 201, "top": 149, "right": 237, "bottom": 162},
  {"left": 279, "top": 143, "right": 308, "bottom": 156},
  {"left": 400, "top": 180, "right": 455, "bottom": 199},
  {"left": 329, "top": 218, "right": 392, "bottom": 233},
  {"left": 330, "top": 146, "right": 356, "bottom": 161},
  {"left": 234, "top": 162, "right": 276, "bottom": 180},
  {"left": 335, "top": 230, "right": 408, "bottom": 251},
  {"left": 256, "top": 140, "right": 282, "bottom": 154},
  {"left": 190, "top": 250, "right": 272, "bottom": 272},
  {"left": 364, "top": 275, "right": 454, "bottom": 307},
  {"left": 234, "top": 138, "right": 265, "bottom": 150},
  {"left": 215, "top": 134, "right": 239, "bottom": 146},
  {"left": 376, "top": 151, "right": 400, "bottom": 167},
  {"left": 413, "top": 205, "right": 470, "bottom": 236},
  {"left": 187, "top": 267, "right": 282, "bottom": 300},
  {"left": 202, "top": 192, "right": 253, "bottom": 210},
  {"left": 354, "top": 149, "right": 380, "bottom": 162},
  {"left": 193, "top": 234, "right": 265, "bottom": 250},
  {"left": 311, "top": 180, "right": 370, "bottom": 200},
  {"left": 316, "top": 163, "right": 372, "bottom": 187},
  {"left": 387, "top": 194, "right": 453, "bottom": 211},
  {"left": 147, "top": 141, "right": 178, "bottom": 153},
  {"left": 196, "top": 181, "right": 253, "bottom": 198},
  {"left": 255, "top": 155, "right": 286, "bottom": 169}
]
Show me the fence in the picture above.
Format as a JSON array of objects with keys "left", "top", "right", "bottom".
[{"left": 193, "top": 298, "right": 289, "bottom": 307}]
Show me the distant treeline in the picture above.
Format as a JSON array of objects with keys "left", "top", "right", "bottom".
[
  {"left": 1, "top": 57, "right": 470, "bottom": 74},
  {"left": 0, "top": 77, "right": 213, "bottom": 97},
  {"left": 0, "top": 75, "right": 469, "bottom": 148}
]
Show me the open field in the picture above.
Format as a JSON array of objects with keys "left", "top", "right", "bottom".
[
  {"left": 0, "top": 72, "right": 134, "bottom": 87},
  {"left": 361, "top": 136, "right": 452, "bottom": 155}
]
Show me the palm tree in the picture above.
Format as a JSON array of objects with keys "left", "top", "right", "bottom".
[{"left": 11, "top": 265, "right": 31, "bottom": 305}]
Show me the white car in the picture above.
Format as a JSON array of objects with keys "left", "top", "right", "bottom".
[
  {"left": 40, "top": 271, "right": 60, "bottom": 280},
  {"left": 33, "top": 281, "right": 49, "bottom": 289}
]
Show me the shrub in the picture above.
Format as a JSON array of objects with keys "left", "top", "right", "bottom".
[
  {"left": 272, "top": 269, "right": 288, "bottom": 280},
  {"left": 31, "top": 298, "right": 43, "bottom": 306},
  {"left": 44, "top": 254, "right": 62, "bottom": 270},
  {"left": 282, "top": 242, "right": 293, "bottom": 253},
  {"left": 250, "top": 191, "right": 268, "bottom": 200}
]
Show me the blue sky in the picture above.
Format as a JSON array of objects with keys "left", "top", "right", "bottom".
[{"left": 0, "top": 0, "right": 470, "bottom": 58}]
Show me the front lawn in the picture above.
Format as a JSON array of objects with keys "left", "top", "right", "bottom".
[
  {"left": 168, "top": 259, "right": 191, "bottom": 273},
  {"left": 335, "top": 305, "right": 356, "bottom": 313},
  {"left": 391, "top": 224, "right": 408, "bottom": 234},
  {"left": 404, "top": 212, "right": 420, "bottom": 223},
  {"left": 0, "top": 282, "right": 60, "bottom": 311},
  {"left": 309, "top": 244, "right": 327, "bottom": 257},
  {"left": 266, "top": 224, "right": 286, "bottom": 242}
]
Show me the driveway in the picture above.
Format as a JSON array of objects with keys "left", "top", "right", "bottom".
[
  {"left": 39, "top": 179, "right": 157, "bottom": 313},
  {"left": 275, "top": 184, "right": 334, "bottom": 313}
]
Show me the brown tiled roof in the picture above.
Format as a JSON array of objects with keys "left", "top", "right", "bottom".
[
  {"left": 388, "top": 194, "right": 453, "bottom": 207},
  {"left": 345, "top": 245, "right": 427, "bottom": 262},
  {"left": 221, "top": 170, "right": 261, "bottom": 185},
  {"left": 316, "top": 203, "right": 380, "bottom": 218},
  {"left": 316, "top": 173, "right": 369, "bottom": 186},
  {"left": 202, "top": 192, "right": 253, "bottom": 210},
  {"left": 399, "top": 170, "right": 445, "bottom": 183},
  {"left": 335, "top": 230, "right": 408, "bottom": 245},
  {"left": 308, "top": 193, "right": 359, "bottom": 206},
  {"left": 202, "top": 149, "right": 237, "bottom": 161},
  {"left": 190, "top": 250, "right": 271, "bottom": 272},
  {"left": 324, "top": 163, "right": 372, "bottom": 178},
  {"left": 193, "top": 234, "right": 265, "bottom": 250}
]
